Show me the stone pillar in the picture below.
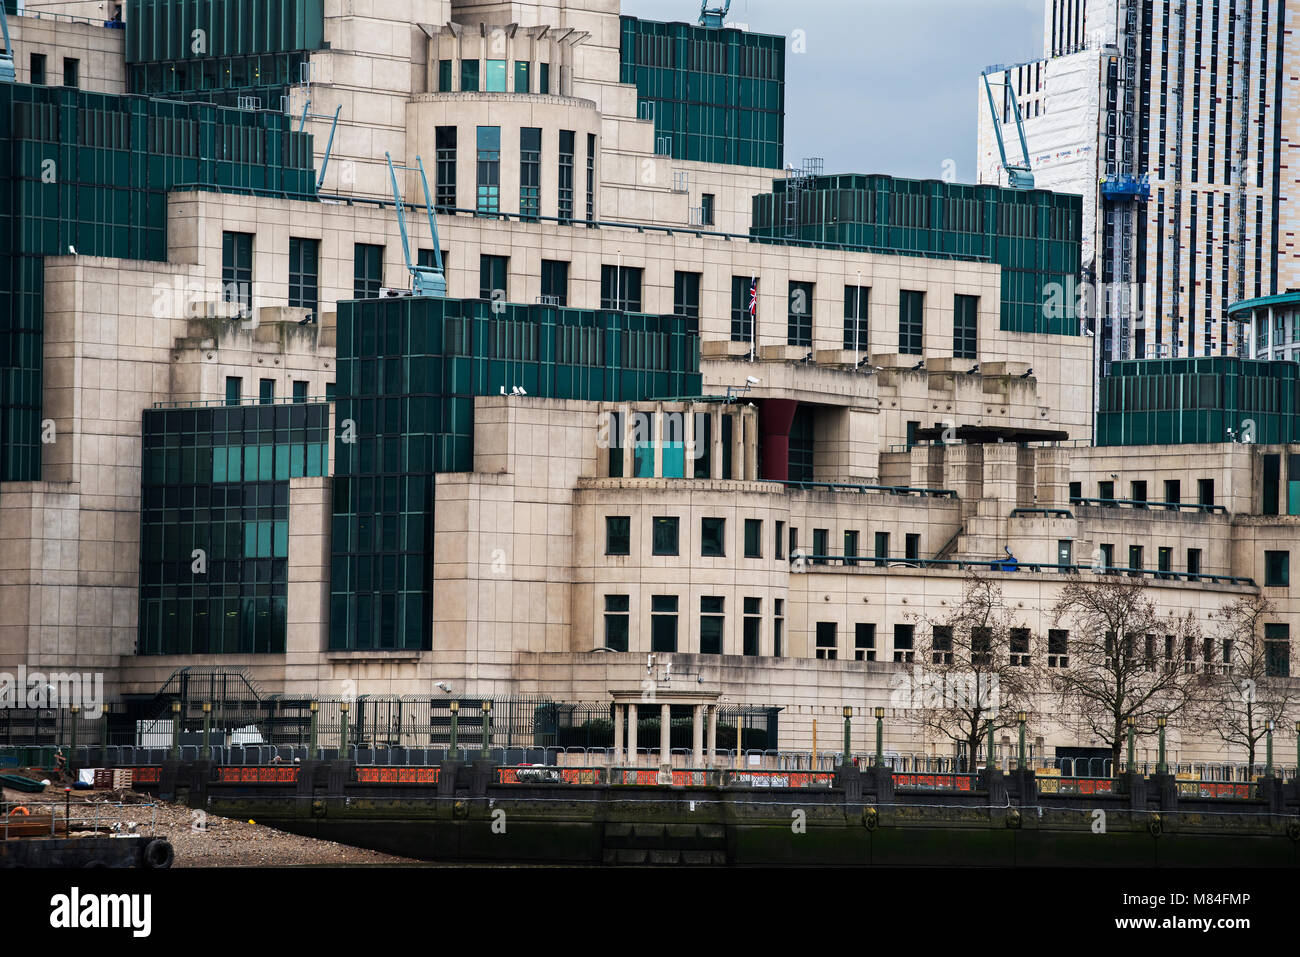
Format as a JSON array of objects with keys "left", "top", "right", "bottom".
[
  {"left": 613, "top": 703, "right": 624, "bottom": 765},
  {"left": 660, "top": 702, "right": 671, "bottom": 766},
  {"left": 692, "top": 705, "right": 704, "bottom": 767},
  {"left": 627, "top": 703, "right": 637, "bottom": 766},
  {"left": 707, "top": 705, "right": 718, "bottom": 766}
]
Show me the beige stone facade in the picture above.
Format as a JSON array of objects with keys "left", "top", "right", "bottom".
[{"left": 1, "top": 1, "right": 1296, "bottom": 771}]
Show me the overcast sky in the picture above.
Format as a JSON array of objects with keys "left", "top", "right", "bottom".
[{"left": 620, "top": 0, "right": 1045, "bottom": 181}]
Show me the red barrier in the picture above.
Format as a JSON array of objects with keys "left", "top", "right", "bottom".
[
  {"left": 893, "top": 773, "right": 976, "bottom": 792},
  {"left": 217, "top": 766, "right": 300, "bottom": 784},
  {"left": 355, "top": 767, "right": 440, "bottom": 784}
]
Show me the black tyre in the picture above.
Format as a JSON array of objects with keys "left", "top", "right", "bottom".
[{"left": 143, "top": 838, "right": 174, "bottom": 869}]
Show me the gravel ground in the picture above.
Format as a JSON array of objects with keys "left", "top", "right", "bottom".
[{"left": 4, "top": 780, "right": 419, "bottom": 867}]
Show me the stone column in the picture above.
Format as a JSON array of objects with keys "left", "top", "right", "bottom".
[
  {"left": 613, "top": 702, "right": 624, "bottom": 765},
  {"left": 660, "top": 702, "right": 671, "bottom": 766},
  {"left": 707, "top": 705, "right": 718, "bottom": 765},
  {"left": 692, "top": 704, "right": 704, "bottom": 766},
  {"left": 627, "top": 703, "right": 637, "bottom": 766}
]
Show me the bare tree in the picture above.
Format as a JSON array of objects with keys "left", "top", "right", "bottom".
[
  {"left": 1050, "top": 574, "right": 1201, "bottom": 771},
  {"left": 906, "top": 573, "right": 1038, "bottom": 772},
  {"left": 1191, "top": 593, "right": 1295, "bottom": 773}
]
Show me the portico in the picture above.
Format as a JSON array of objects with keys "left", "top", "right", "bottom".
[{"left": 609, "top": 690, "right": 723, "bottom": 767}]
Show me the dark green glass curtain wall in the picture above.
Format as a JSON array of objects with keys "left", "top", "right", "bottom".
[{"left": 750, "top": 174, "right": 1082, "bottom": 337}]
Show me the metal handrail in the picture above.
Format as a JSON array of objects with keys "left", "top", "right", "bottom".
[
  {"left": 782, "top": 480, "right": 957, "bottom": 499},
  {"left": 1071, "top": 496, "right": 1228, "bottom": 514},
  {"left": 789, "top": 554, "right": 1257, "bottom": 585}
]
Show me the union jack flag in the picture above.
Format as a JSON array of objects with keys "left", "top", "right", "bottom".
[{"left": 748, "top": 277, "right": 758, "bottom": 323}]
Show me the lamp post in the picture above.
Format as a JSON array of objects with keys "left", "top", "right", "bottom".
[
  {"left": 308, "top": 700, "right": 318, "bottom": 760},
  {"left": 1125, "top": 716, "right": 1135, "bottom": 772},
  {"left": 1265, "top": 720, "right": 1274, "bottom": 779},
  {"left": 1156, "top": 715, "right": 1167, "bottom": 775},
  {"left": 842, "top": 706, "right": 853, "bottom": 766},
  {"left": 1295, "top": 720, "right": 1300, "bottom": 780},
  {"left": 874, "top": 707, "right": 884, "bottom": 766},
  {"left": 339, "top": 700, "right": 350, "bottom": 757},
  {"left": 1017, "top": 711, "right": 1028, "bottom": 770},
  {"left": 202, "top": 702, "right": 212, "bottom": 761},
  {"left": 170, "top": 700, "right": 181, "bottom": 760},
  {"left": 481, "top": 700, "right": 492, "bottom": 760},
  {"left": 69, "top": 705, "right": 79, "bottom": 763},
  {"left": 449, "top": 700, "right": 460, "bottom": 758}
]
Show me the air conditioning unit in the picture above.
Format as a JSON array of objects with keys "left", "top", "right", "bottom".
[{"left": 379, "top": 287, "right": 412, "bottom": 299}]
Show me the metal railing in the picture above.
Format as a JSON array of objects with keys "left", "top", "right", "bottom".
[
  {"left": 782, "top": 480, "right": 957, "bottom": 499},
  {"left": 3, "top": 800, "right": 158, "bottom": 841},
  {"left": 1071, "top": 496, "right": 1228, "bottom": 514}
]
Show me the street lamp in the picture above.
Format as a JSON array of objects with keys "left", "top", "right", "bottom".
[
  {"left": 449, "top": 700, "right": 460, "bottom": 757},
  {"left": 170, "top": 700, "right": 181, "bottom": 760},
  {"left": 1265, "top": 720, "right": 1274, "bottom": 779},
  {"left": 1295, "top": 720, "right": 1300, "bottom": 780},
  {"left": 842, "top": 706, "right": 853, "bottom": 766},
  {"left": 481, "top": 700, "right": 492, "bottom": 760},
  {"left": 1156, "top": 715, "right": 1167, "bottom": 775},
  {"left": 339, "top": 700, "right": 350, "bottom": 757},
  {"left": 308, "top": 700, "right": 318, "bottom": 760},
  {"left": 986, "top": 719, "right": 997, "bottom": 771},
  {"left": 202, "top": 702, "right": 212, "bottom": 761},
  {"left": 1125, "top": 716, "right": 1136, "bottom": 772},
  {"left": 1017, "top": 711, "right": 1028, "bottom": 769},
  {"left": 873, "top": 707, "right": 884, "bottom": 766}
]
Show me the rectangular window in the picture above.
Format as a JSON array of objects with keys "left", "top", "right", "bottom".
[
  {"left": 605, "top": 516, "right": 630, "bottom": 555},
  {"left": 600, "top": 265, "right": 643, "bottom": 311},
  {"left": 633, "top": 412, "right": 655, "bottom": 477},
  {"left": 1264, "top": 623, "right": 1290, "bottom": 678},
  {"left": 701, "top": 517, "right": 725, "bottom": 557},
  {"left": 288, "top": 237, "right": 319, "bottom": 319},
  {"left": 292, "top": 381, "right": 309, "bottom": 403},
  {"left": 855, "top": 623, "right": 876, "bottom": 662},
  {"left": 1010, "top": 628, "right": 1031, "bottom": 666},
  {"left": 1164, "top": 479, "right": 1181, "bottom": 507},
  {"left": 843, "top": 285, "right": 869, "bottom": 351},
  {"left": 899, "top": 290, "right": 924, "bottom": 355},
  {"left": 953, "top": 294, "right": 978, "bottom": 359},
  {"left": 224, "top": 376, "right": 242, "bottom": 407},
  {"left": 905, "top": 534, "right": 920, "bottom": 561},
  {"left": 460, "top": 59, "right": 479, "bottom": 92},
  {"left": 586, "top": 133, "right": 596, "bottom": 224},
  {"left": 1099, "top": 543, "right": 1114, "bottom": 572},
  {"left": 438, "top": 59, "right": 453, "bottom": 92},
  {"left": 787, "top": 280, "right": 813, "bottom": 347},
  {"left": 353, "top": 243, "right": 383, "bottom": 299},
  {"left": 558, "top": 130, "right": 575, "bottom": 223},
  {"left": 1187, "top": 548, "right": 1202, "bottom": 576},
  {"left": 1198, "top": 478, "right": 1215, "bottom": 506},
  {"left": 774, "top": 521, "right": 785, "bottom": 560},
  {"left": 1263, "top": 454, "right": 1281, "bottom": 515},
  {"left": 538, "top": 62, "right": 550, "bottom": 94},
  {"left": 652, "top": 517, "right": 680, "bottom": 556},
  {"left": 607, "top": 410, "right": 624, "bottom": 478},
  {"left": 651, "top": 595, "right": 678, "bottom": 652},
  {"left": 1128, "top": 545, "right": 1143, "bottom": 577},
  {"left": 774, "top": 599, "right": 784, "bottom": 657},
  {"left": 1057, "top": 540, "right": 1073, "bottom": 569},
  {"left": 815, "top": 621, "right": 837, "bottom": 660},
  {"left": 1130, "top": 480, "right": 1147, "bottom": 504},
  {"left": 743, "top": 597, "right": 761, "bottom": 656},
  {"left": 874, "top": 531, "right": 889, "bottom": 567},
  {"left": 812, "top": 528, "right": 828, "bottom": 565},
  {"left": 700, "top": 596, "right": 724, "bottom": 655},
  {"left": 479, "top": 254, "right": 508, "bottom": 301},
  {"left": 844, "top": 530, "right": 859, "bottom": 566},
  {"left": 693, "top": 412, "right": 711, "bottom": 479},
  {"left": 701, "top": 193, "right": 715, "bottom": 226},
  {"left": 540, "top": 260, "right": 569, "bottom": 306},
  {"left": 744, "top": 519, "right": 762, "bottom": 559},
  {"left": 1069, "top": 481, "right": 1082, "bottom": 501},
  {"left": 1098, "top": 480, "right": 1114, "bottom": 502},
  {"left": 476, "top": 126, "right": 501, "bottom": 213},
  {"left": 673, "top": 271, "right": 701, "bottom": 318},
  {"left": 893, "top": 624, "right": 915, "bottom": 663},
  {"left": 1264, "top": 551, "right": 1290, "bottom": 587},
  {"left": 604, "top": 594, "right": 629, "bottom": 651},
  {"left": 435, "top": 126, "right": 457, "bottom": 210},
  {"left": 513, "top": 60, "right": 530, "bottom": 92},
  {"left": 932, "top": 625, "right": 953, "bottom": 665},
  {"left": 519, "top": 127, "right": 541, "bottom": 220},
  {"left": 1048, "top": 629, "right": 1069, "bottom": 668},
  {"left": 731, "top": 275, "right": 756, "bottom": 344},
  {"left": 30, "top": 53, "right": 46, "bottom": 85},
  {"left": 221, "top": 231, "right": 253, "bottom": 314},
  {"left": 63, "top": 58, "right": 79, "bottom": 88},
  {"left": 258, "top": 379, "right": 275, "bottom": 405},
  {"left": 1157, "top": 547, "right": 1172, "bottom": 579}
]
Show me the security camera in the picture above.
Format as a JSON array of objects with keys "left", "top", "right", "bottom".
[
  {"left": 435, "top": 681, "right": 451, "bottom": 693},
  {"left": 746, "top": 375, "right": 760, "bottom": 386}
]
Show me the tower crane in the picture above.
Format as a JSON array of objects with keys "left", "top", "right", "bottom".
[
  {"left": 384, "top": 151, "right": 446, "bottom": 298},
  {"left": 698, "top": 0, "right": 731, "bottom": 28},
  {"left": 981, "top": 69, "right": 1034, "bottom": 190}
]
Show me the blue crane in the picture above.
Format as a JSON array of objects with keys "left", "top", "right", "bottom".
[
  {"left": 384, "top": 151, "right": 446, "bottom": 298},
  {"left": 698, "top": 0, "right": 732, "bottom": 28},
  {"left": 1, "top": 1, "right": 16, "bottom": 83},
  {"left": 981, "top": 69, "right": 1034, "bottom": 190}
]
